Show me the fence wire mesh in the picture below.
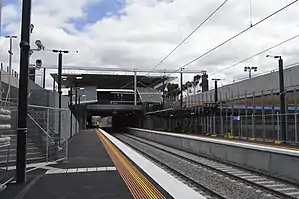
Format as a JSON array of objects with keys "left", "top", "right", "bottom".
[
  {"left": 0, "top": 101, "right": 69, "bottom": 170},
  {"left": 148, "top": 88, "right": 299, "bottom": 144}
]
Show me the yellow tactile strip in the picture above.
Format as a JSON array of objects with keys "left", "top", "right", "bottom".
[{"left": 96, "top": 130, "right": 166, "bottom": 199}]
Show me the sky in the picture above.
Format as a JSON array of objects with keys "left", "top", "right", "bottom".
[{"left": 1, "top": 0, "right": 299, "bottom": 90}]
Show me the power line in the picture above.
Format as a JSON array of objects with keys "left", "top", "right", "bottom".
[
  {"left": 224, "top": 61, "right": 299, "bottom": 86},
  {"left": 210, "top": 33, "right": 299, "bottom": 76},
  {"left": 169, "top": 0, "right": 298, "bottom": 76},
  {"left": 150, "top": 0, "right": 229, "bottom": 72},
  {"left": 121, "top": 0, "right": 230, "bottom": 89}
]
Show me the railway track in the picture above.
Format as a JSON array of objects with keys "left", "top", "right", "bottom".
[
  {"left": 117, "top": 133, "right": 299, "bottom": 199},
  {"left": 116, "top": 134, "right": 225, "bottom": 199}
]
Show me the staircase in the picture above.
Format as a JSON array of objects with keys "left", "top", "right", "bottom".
[
  {"left": 0, "top": 130, "right": 47, "bottom": 167},
  {"left": 0, "top": 108, "right": 57, "bottom": 168}
]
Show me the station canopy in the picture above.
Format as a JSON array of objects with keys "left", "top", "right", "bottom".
[
  {"left": 137, "top": 87, "right": 162, "bottom": 104},
  {"left": 51, "top": 73, "right": 176, "bottom": 90}
]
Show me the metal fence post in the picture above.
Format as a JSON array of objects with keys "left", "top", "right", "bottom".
[
  {"left": 277, "top": 112, "right": 280, "bottom": 141},
  {"left": 46, "top": 108, "right": 50, "bottom": 163},
  {"left": 225, "top": 92, "right": 228, "bottom": 135},
  {"left": 262, "top": 114, "right": 266, "bottom": 141},
  {"left": 252, "top": 113, "right": 255, "bottom": 138},
  {"left": 65, "top": 138, "right": 68, "bottom": 159},
  {"left": 295, "top": 113, "right": 298, "bottom": 143},
  {"left": 240, "top": 115, "right": 243, "bottom": 139},
  {"left": 230, "top": 114, "right": 233, "bottom": 136},
  {"left": 220, "top": 108, "right": 224, "bottom": 136}
]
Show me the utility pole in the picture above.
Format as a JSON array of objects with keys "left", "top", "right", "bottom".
[
  {"left": 43, "top": 68, "right": 46, "bottom": 88},
  {"left": 212, "top": 79, "right": 221, "bottom": 106},
  {"left": 75, "top": 84, "right": 78, "bottom": 134},
  {"left": 212, "top": 79, "right": 221, "bottom": 135},
  {"left": 266, "top": 55, "right": 286, "bottom": 142},
  {"left": 69, "top": 86, "right": 73, "bottom": 138},
  {"left": 180, "top": 69, "right": 183, "bottom": 110},
  {"left": 134, "top": 69, "right": 137, "bottom": 106},
  {"left": 278, "top": 58, "right": 286, "bottom": 142},
  {"left": 162, "top": 73, "right": 165, "bottom": 108},
  {"left": 78, "top": 95, "right": 80, "bottom": 131},
  {"left": 180, "top": 68, "right": 184, "bottom": 129},
  {"left": 5, "top": 35, "right": 17, "bottom": 102},
  {"left": 16, "top": 0, "right": 32, "bottom": 184},
  {"left": 52, "top": 50, "right": 69, "bottom": 144}
]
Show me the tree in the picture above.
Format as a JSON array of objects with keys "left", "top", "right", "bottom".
[
  {"left": 165, "top": 83, "right": 180, "bottom": 98},
  {"left": 192, "top": 74, "right": 202, "bottom": 94}
]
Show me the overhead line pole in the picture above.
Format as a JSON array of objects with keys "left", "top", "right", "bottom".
[{"left": 51, "top": 50, "right": 69, "bottom": 145}]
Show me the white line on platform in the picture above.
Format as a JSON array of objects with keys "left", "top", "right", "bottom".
[
  {"left": 45, "top": 166, "right": 116, "bottom": 175},
  {"left": 100, "top": 129, "right": 205, "bottom": 199}
]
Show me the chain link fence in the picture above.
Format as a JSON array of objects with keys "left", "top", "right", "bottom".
[
  {"left": 150, "top": 87, "right": 299, "bottom": 145},
  {"left": 0, "top": 70, "right": 75, "bottom": 187},
  {"left": 0, "top": 101, "right": 69, "bottom": 168}
]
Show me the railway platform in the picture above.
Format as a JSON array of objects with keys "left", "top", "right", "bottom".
[{"left": 0, "top": 129, "right": 204, "bottom": 199}]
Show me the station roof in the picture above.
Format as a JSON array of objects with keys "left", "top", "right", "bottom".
[
  {"left": 51, "top": 73, "right": 176, "bottom": 90},
  {"left": 137, "top": 87, "right": 162, "bottom": 104}
]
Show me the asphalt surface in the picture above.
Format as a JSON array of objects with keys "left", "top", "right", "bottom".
[
  {"left": 22, "top": 171, "right": 132, "bottom": 199},
  {"left": 1, "top": 130, "right": 133, "bottom": 199},
  {"left": 55, "top": 129, "right": 114, "bottom": 169}
]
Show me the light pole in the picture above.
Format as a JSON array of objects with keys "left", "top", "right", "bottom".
[
  {"left": 244, "top": 66, "right": 258, "bottom": 79},
  {"left": 69, "top": 76, "right": 82, "bottom": 137},
  {"left": 16, "top": 0, "right": 32, "bottom": 184},
  {"left": 212, "top": 78, "right": 221, "bottom": 135},
  {"left": 51, "top": 50, "right": 69, "bottom": 143},
  {"left": 212, "top": 79, "right": 221, "bottom": 106},
  {"left": 78, "top": 94, "right": 86, "bottom": 131},
  {"left": 4, "top": 35, "right": 17, "bottom": 102},
  {"left": 266, "top": 55, "right": 286, "bottom": 142}
]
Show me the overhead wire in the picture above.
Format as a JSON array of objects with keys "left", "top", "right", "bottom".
[
  {"left": 224, "top": 61, "right": 299, "bottom": 86},
  {"left": 210, "top": 33, "right": 299, "bottom": 76},
  {"left": 120, "top": 0, "right": 230, "bottom": 89},
  {"left": 166, "top": 0, "right": 299, "bottom": 77}
]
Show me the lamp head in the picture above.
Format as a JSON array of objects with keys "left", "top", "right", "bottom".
[{"left": 35, "top": 59, "right": 42, "bottom": 69}]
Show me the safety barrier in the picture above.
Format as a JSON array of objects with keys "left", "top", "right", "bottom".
[{"left": 0, "top": 108, "right": 12, "bottom": 192}]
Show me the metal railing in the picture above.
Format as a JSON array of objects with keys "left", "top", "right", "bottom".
[
  {"left": 149, "top": 112, "right": 299, "bottom": 145},
  {"left": 0, "top": 101, "right": 69, "bottom": 169}
]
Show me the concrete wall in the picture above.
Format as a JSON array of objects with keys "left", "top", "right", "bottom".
[
  {"left": 188, "top": 64, "right": 299, "bottom": 102},
  {"left": 128, "top": 128, "right": 299, "bottom": 184}
]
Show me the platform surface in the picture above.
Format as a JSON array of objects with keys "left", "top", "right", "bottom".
[
  {"left": 1, "top": 129, "right": 178, "bottom": 199},
  {"left": 12, "top": 130, "right": 133, "bottom": 199}
]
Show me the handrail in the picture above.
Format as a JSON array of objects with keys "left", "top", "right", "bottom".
[
  {"left": 0, "top": 100, "right": 68, "bottom": 111},
  {"left": 29, "top": 110, "right": 57, "bottom": 136},
  {"left": 27, "top": 114, "right": 52, "bottom": 138},
  {"left": 28, "top": 104, "right": 68, "bottom": 111}
]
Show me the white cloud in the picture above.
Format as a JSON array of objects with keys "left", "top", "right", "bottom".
[{"left": 1, "top": 0, "right": 299, "bottom": 90}]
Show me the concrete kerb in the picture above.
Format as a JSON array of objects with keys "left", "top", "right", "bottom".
[{"left": 128, "top": 128, "right": 299, "bottom": 184}]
